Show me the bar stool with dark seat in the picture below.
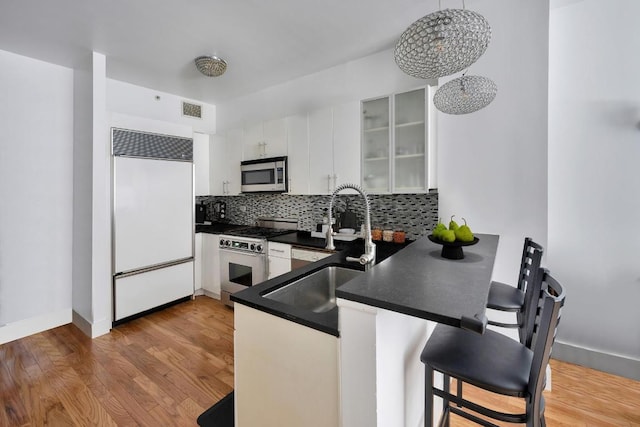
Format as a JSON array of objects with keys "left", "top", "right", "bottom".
[
  {"left": 487, "top": 237, "right": 544, "bottom": 345},
  {"left": 420, "top": 268, "right": 565, "bottom": 427}
]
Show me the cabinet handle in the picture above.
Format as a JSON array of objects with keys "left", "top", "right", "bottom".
[
  {"left": 270, "top": 249, "right": 285, "bottom": 253},
  {"left": 332, "top": 174, "right": 338, "bottom": 191},
  {"left": 327, "top": 174, "right": 332, "bottom": 193}
]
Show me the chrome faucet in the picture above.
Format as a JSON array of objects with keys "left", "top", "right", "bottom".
[{"left": 325, "top": 183, "right": 376, "bottom": 267}]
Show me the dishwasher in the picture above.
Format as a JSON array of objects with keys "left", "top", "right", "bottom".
[{"left": 290, "top": 247, "right": 333, "bottom": 270}]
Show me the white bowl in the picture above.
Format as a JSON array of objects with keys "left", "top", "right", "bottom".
[{"left": 338, "top": 228, "right": 356, "bottom": 234}]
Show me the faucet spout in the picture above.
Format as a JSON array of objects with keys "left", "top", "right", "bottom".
[{"left": 325, "top": 183, "right": 376, "bottom": 267}]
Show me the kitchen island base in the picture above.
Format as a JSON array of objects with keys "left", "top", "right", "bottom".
[
  {"left": 338, "top": 298, "right": 444, "bottom": 426},
  {"left": 233, "top": 304, "right": 339, "bottom": 427}
]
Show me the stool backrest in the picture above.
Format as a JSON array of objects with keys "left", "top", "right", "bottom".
[
  {"left": 520, "top": 247, "right": 544, "bottom": 348},
  {"left": 528, "top": 271, "right": 566, "bottom": 416}
]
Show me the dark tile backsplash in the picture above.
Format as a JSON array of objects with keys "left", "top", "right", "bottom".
[{"left": 196, "top": 192, "right": 438, "bottom": 240}]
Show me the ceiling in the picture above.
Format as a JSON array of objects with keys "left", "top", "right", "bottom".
[{"left": 0, "top": 0, "right": 437, "bottom": 105}]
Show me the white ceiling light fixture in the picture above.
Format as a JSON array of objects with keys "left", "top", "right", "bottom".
[
  {"left": 195, "top": 55, "right": 227, "bottom": 77},
  {"left": 433, "top": 74, "right": 497, "bottom": 115},
  {"left": 394, "top": 2, "right": 491, "bottom": 79}
]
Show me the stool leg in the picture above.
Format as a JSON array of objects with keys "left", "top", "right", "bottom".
[
  {"left": 456, "top": 378, "right": 462, "bottom": 407},
  {"left": 443, "top": 374, "right": 451, "bottom": 427},
  {"left": 424, "top": 365, "right": 434, "bottom": 427}
]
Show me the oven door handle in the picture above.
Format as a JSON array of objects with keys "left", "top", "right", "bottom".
[{"left": 220, "top": 249, "right": 266, "bottom": 258}]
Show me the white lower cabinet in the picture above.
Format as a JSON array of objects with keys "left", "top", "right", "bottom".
[
  {"left": 201, "top": 233, "right": 221, "bottom": 298},
  {"left": 234, "top": 304, "right": 339, "bottom": 427},
  {"left": 195, "top": 233, "right": 203, "bottom": 290},
  {"left": 267, "top": 242, "right": 291, "bottom": 279}
]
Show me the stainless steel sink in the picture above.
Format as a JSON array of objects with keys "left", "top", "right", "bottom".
[{"left": 264, "top": 266, "right": 363, "bottom": 313}]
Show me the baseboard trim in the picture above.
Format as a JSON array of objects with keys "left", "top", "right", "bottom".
[
  {"left": 72, "top": 311, "right": 111, "bottom": 339},
  {"left": 202, "top": 290, "right": 221, "bottom": 300},
  {"left": 0, "top": 309, "right": 72, "bottom": 345},
  {"left": 553, "top": 340, "right": 640, "bottom": 381}
]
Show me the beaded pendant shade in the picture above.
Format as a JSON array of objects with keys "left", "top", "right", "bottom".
[
  {"left": 394, "top": 8, "right": 491, "bottom": 79},
  {"left": 433, "top": 75, "right": 497, "bottom": 115},
  {"left": 195, "top": 55, "right": 227, "bottom": 77}
]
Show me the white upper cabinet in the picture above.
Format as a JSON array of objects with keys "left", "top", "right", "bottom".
[
  {"left": 243, "top": 118, "right": 287, "bottom": 160},
  {"left": 210, "top": 129, "right": 243, "bottom": 196},
  {"left": 193, "top": 132, "right": 210, "bottom": 196},
  {"left": 286, "top": 113, "right": 310, "bottom": 195},
  {"left": 362, "top": 87, "right": 432, "bottom": 194},
  {"left": 332, "top": 101, "right": 361, "bottom": 190},
  {"left": 308, "top": 107, "right": 335, "bottom": 194},
  {"left": 308, "top": 103, "right": 361, "bottom": 195}
]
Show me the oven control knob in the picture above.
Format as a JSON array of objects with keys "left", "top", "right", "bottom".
[
  {"left": 256, "top": 244, "right": 263, "bottom": 253},
  {"left": 250, "top": 243, "right": 256, "bottom": 251},
  {"left": 219, "top": 239, "right": 224, "bottom": 247},
  {"left": 224, "top": 240, "right": 231, "bottom": 247}
]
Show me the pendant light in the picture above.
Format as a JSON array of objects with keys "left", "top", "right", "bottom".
[
  {"left": 433, "top": 74, "right": 497, "bottom": 115},
  {"left": 394, "top": 2, "right": 491, "bottom": 79}
]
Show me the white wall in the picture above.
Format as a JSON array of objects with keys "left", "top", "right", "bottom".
[
  {"left": 437, "top": 0, "right": 549, "bottom": 288},
  {"left": 216, "top": 49, "right": 436, "bottom": 132},
  {"left": 549, "top": 0, "right": 640, "bottom": 371},
  {"left": 0, "top": 50, "right": 74, "bottom": 337},
  {"left": 107, "top": 79, "right": 216, "bottom": 134}
]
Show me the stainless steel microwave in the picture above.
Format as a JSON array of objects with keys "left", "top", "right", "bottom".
[{"left": 240, "top": 156, "right": 288, "bottom": 193}]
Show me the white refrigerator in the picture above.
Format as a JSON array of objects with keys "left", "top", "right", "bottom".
[{"left": 112, "top": 128, "right": 194, "bottom": 323}]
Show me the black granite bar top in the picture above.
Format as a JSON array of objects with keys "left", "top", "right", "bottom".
[
  {"left": 230, "top": 237, "right": 413, "bottom": 336},
  {"left": 336, "top": 233, "right": 499, "bottom": 333}
]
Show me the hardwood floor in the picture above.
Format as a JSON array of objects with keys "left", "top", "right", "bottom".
[
  {"left": 0, "top": 296, "right": 234, "bottom": 426},
  {"left": 1, "top": 296, "right": 639, "bottom": 426}
]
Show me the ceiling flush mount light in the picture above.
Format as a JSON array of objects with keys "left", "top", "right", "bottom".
[
  {"left": 433, "top": 75, "right": 497, "bottom": 115},
  {"left": 394, "top": 8, "right": 491, "bottom": 79},
  {"left": 195, "top": 55, "right": 227, "bottom": 77}
]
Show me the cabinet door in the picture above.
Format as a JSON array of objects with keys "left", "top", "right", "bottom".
[
  {"left": 286, "top": 113, "right": 309, "bottom": 194},
  {"left": 202, "top": 234, "right": 221, "bottom": 297},
  {"left": 263, "top": 118, "right": 287, "bottom": 158},
  {"left": 333, "top": 101, "right": 360, "bottom": 190},
  {"left": 210, "top": 134, "right": 227, "bottom": 196},
  {"left": 308, "top": 107, "right": 334, "bottom": 194},
  {"left": 195, "top": 233, "right": 203, "bottom": 290},
  {"left": 361, "top": 97, "right": 391, "bottom": 193},
  {"left": 194, "top": 132, "right": 210, "bottom": 196},
  {"left": 226, "top": 128, "right": 243, "bottom": 195},
  {"left": 243, "top": 122, "right": 264, "bottom": 160},
  {"left": 268, "top": 256, "right": 291, "bottom": 279},
  {"left": 394, "top": 88, "right": 427, "bottom": 193}
]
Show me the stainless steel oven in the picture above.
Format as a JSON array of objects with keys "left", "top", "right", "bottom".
[{"left": 219, "top": 235, "right": 267, "bottom": 307}]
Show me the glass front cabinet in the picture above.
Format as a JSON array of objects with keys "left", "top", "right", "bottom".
[{"left": 361, "top": 87, "right": 434, "bottom": 193}]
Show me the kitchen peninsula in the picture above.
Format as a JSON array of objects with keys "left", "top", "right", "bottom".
[{"left": 232, "top": 233, "right": 499, "bottom": 427}]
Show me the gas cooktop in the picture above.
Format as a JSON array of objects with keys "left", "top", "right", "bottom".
[{"left": 224, "top": 226, "right": 296, "bottom": 239}]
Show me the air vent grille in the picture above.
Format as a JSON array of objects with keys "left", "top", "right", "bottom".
[
  {"left": 112, "top": 128, "right": 193, "bottom": 161},
  {"left": 182, "top": 101, "right": 202, "bottom": 119}
]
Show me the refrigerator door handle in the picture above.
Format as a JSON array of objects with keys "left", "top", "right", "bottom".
[{"left": 114, "top": 256, "right": 194, "bottom": 279}]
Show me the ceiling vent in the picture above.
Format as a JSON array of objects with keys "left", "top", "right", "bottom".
[{"left": 182, "top": 101, "right": 203, "bottom": 119}]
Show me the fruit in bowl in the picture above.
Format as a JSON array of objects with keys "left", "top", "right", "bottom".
[{"left": 431, "top": 215, "right": 475, "bottom": 242}]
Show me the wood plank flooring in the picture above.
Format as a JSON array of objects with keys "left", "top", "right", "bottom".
[
  {"left": 0, "top": 296, "right": 234, "bottom": 426},
  {"left": 1, "top": 296, "right": 639, "bottom": 426}
]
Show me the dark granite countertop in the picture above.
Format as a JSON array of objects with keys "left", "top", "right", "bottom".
[
  {"left": 231, "top": 237, "right": 413, "bottom": 336},
  {"left": 336, "top": 233, "right": 499, "bottom": 333},
  {"left": 268, "top": 230, "right": 355, "bottom": 251},
  {"left": 195, "top": 222, "right": 247, "bottom": 234}
]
